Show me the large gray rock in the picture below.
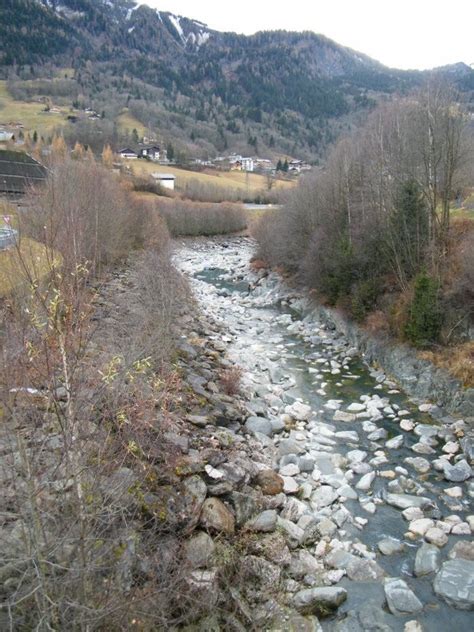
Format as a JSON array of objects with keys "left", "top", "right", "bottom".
[
  {"left": 277, "top": 517, "right": 305, "bottom": 549},
  {"left": 310, "top": 485, "right": 338, "bottom": 509},
  {"left": 245, "top": 416, "right": 273, "bottom": 437},
  {"left": 331, "top": 602, "right": 392, "bottom": 632},
  {"left": 285, "top": 401, "right": 312, "bottom": 421},
  {"left": 385, "top": 435, "right": 404, "bottom": 450},
  {"left": 383, "top": 492, "right": 433, "bottom": 510},
  {"left": 384, "top": 578, "right": 423, "bottom": 615},
  {"left": 292, "top": 587, "right": 347, "bottom": 615},
  {"left": 324, "top": 549, "right": 355, "bottom": 570},
  {"left": 184, "top": 531, "right": 215, "bottom": 569},
  {"left": 179, "top": 475, "right": 208, "bottom": 531},
  {"left": 448, "top": 541, "right": 474, "bottom": 561},
  {"left": 443, "top": 459, "right": 472, "bottom": 483},
  {"left": 433, "top": 559, "right": 474, "bottom": 610},
  {"left": 229, "top": 491, "right": 259, "bottom": 526},
  {"left": 378, "top": 538, "right": 404, "bottom": 556},
  {"left": 414, "top": 543, "right": 440, "bottom": 576},
  {"left": 279, "top": 439, "right": 305, "bottom": 456},
  {"left": 356, "top": 472, "right": 375, "bottom": 491},
  {"left": 347, "top": 558, "right": 385, "bottom": 582},
  {"left": 246, "top": 510, "right": 278, "bottom": 533}
]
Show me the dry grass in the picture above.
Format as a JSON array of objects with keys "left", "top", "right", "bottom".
[
  {"left": 126, "top": 160, "right": 294, "bottom": 194},
  {"left": 116, "top": 109, "right": 147, "bottom": 137},
  {"left": 0, "top": 81, "right": 68, "bottom": 137},
  {"left": 0, "top": 237, "right": 59, "bottom": 297},
  {"left": 219, "top": 367, "right": 243, "bottom": 396},
  {"left": 420, "top": 341, "right": 474, "bottom": 387}
]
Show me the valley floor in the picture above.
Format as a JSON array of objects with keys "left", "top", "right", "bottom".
[
  {"left": 174, "top": 236, "right": 474, "bottom": 630},
  {"left": 1, "top": 235, "right": 473, "bottom": 629}
]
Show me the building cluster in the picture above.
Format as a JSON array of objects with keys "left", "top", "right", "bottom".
[{"left": 119, "top": 146, "right": 312, "bottom": 176}]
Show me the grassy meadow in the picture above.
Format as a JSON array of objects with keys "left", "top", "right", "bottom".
[
  {"left": 128, "top": 159, "right": 295, "bottom": 195},
  {"left": 0, "top": 80, "right": 68, "bottom": 138}
]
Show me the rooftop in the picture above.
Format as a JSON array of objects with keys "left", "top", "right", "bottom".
[{"left": 0, "top": 150, "right": 48, "bottom": 196}]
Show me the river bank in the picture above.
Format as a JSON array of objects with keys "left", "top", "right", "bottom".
[{"left": 174, "top": 235, "right": 474, "bottom": 630}]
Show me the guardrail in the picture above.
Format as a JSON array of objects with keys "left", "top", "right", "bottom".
[{"left": 0, "top": 227, "right": 18, "bottom": 250}]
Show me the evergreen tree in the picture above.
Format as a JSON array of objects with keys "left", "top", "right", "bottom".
[
  {"left": 282, "top": 158, "right": 289, "bottom": 172},
  {"left": 32, "top": 130, "right": 38, "bottom": 144},
  {"left": 405, "top": 273, "right": 442, "bottom": 347},
  {"left": 389, "top": 180, "right": 429, "bottom": 285},
  {"left": 276, "top": 159, "right": 282, "bottom": 171}
]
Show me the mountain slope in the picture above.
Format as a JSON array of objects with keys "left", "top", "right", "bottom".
[{"left": 1, "top": 0, "right": 472, "bottom": 160}]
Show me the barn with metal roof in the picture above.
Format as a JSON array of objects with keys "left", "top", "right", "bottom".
[{"left": 0, "top": 150, "right": 47, "bottom": 197}]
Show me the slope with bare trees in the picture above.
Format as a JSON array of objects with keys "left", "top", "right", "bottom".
[{"left": 253, "top": 82, "right": 474, "bottom": 382}]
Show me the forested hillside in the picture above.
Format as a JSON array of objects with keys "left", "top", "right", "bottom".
[
  {"left": 1, "top": 0, "right": 473, "bottom": 160},
  {"left": 253, "top": 82, "right": 474, "bottom": 381}
]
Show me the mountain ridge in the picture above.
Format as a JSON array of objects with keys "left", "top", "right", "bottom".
[{"left": 1, "top": 0, "right": 473, "bottom": 160}]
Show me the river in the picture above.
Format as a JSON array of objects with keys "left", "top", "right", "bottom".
[{"left": 175, "top": 236, "right": 473, "bottom": 630}]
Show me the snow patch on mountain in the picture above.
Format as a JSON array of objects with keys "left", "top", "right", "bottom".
[
  {"left": 126, "top": 4, "right": 139, "bottom": 20},
  {"left": 169, "top": 14, "right": 185, "bottom": 43},
  {"left": 168, "top": 13, "right": 211, "bottom": 49}
]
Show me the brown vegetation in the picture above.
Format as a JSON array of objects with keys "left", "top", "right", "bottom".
[
  {"left": 219, "top": 367, "right": 244, "bottom": 396},
  {"left": 0, "top": 157, "right": 206, "bottom": 629},
  {"left": 158, "top": 199, "right": 247, "bottom": 237},
  {"left": 253, "top": 81, "right": 474, "bottom": 356},
  {"left": 420, "top": 342, "right": 474, "bottom": 387}
]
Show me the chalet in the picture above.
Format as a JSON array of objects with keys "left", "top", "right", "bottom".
[
  {"left": 288, "top": 159, "right": 312, "bottom": 173},
  {"left": 151, "top": 172, "right": 176, "bottom": 190},
  {"left": 139, "top": 145, "right": 161, "bottom": 161},
  {"left": 119, "top": 148, "right": 138, "bottom": 159},
  {"left": 240, "top": 157, "right": 254, "bottom": 172},
  {"left": 254, "top": 158, "right": 275, "bottom": 173},
  {"left": 0, "top": 149, "right": 47, "bottom": 198}
]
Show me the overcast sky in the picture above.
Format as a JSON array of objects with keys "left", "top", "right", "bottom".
[{"left": 144, "top": 0, "right": 473, "bottom": 70}]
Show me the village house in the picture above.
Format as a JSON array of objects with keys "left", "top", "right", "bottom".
[
  {"left": 228, "top": 154, "right": 255, "bottom": 172},
  {"left": 254, "top": 158, "right": 276, "bottom": 173},
  {"left": 119, "top": 147, "right": 138, "bottom": 159},
  {"left": 151, "top": 172, "right": 176, "bottom": 190},
  {"left": 288, "top": 159, "right": 312, "bottom": 173},
  {"left": 139, "top": 145, "right": 161, "bottom": 161}
]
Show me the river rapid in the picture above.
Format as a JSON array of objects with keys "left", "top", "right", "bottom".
[{"left": 175, "top": 236, "right": 474, "bottom": 631}]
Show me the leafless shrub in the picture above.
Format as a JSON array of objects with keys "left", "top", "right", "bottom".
[
  {"left": 0, "top": 160, "right": 205, "bottom": 629},
  {"left": 219, "top": 366, "right": 243, "bottom": 396},
  {"left": 20, "top": 158, "right": 165, "bottom": 277},
  {"left": 159, "top": 199, "right": 247, "bottom": 236}
]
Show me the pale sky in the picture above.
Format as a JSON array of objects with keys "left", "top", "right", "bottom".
[{"left": 143, "top": 0, "right": 474, "bottom": 70}]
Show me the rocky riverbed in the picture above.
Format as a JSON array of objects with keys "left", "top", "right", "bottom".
[{"left": 175, "top": 236, "right": 474, "bottom": 631}]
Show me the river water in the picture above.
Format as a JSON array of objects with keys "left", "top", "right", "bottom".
[{"left": 175, "top": 236, "right": 473, "bottom": 630}]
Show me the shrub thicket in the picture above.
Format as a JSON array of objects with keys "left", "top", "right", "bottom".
[
  {"left": 253, "top": 84, "right": 472, "bottom": 346},
  {"left": 159, "top": 200, "right": 247, "bottom": 236}
]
